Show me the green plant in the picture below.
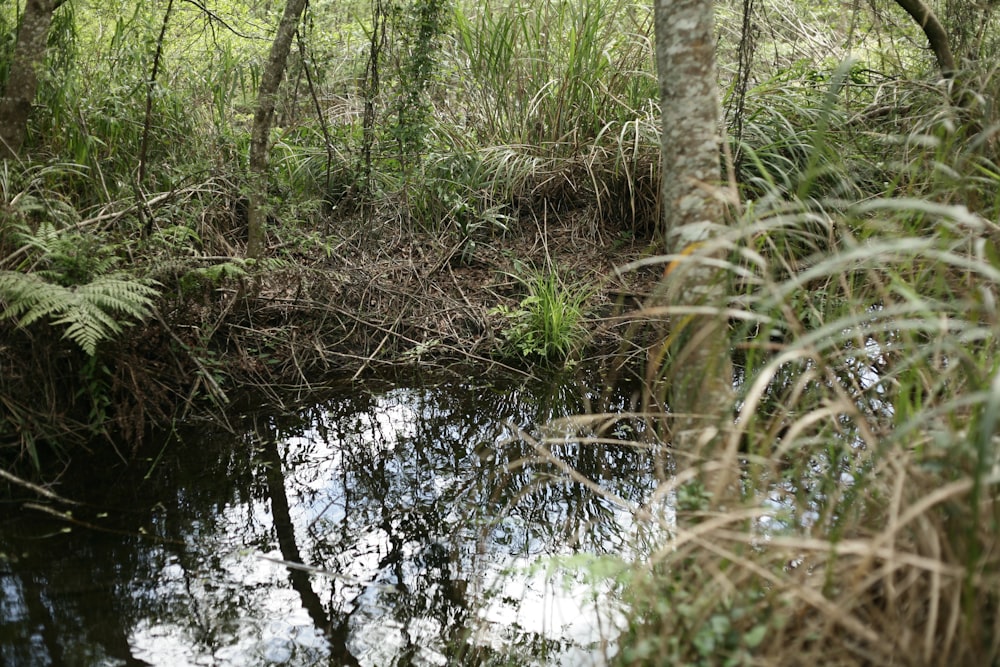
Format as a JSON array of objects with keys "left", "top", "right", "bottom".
[
  {"left": 409, "top": 151, "right": 513, "bottom": 249},
  {"left": 76, "top": 354, "right": 113, "bottom": 438},
  {"left": 388, "top": 0, "right": 451, "bottom": 160},
  {"left": 178, "top": 260, "right": 248, "bottom": 298},
  {"left": 24, "top": 223, "right": 118, "bottom": 286},
  {"left": 492, "top": 268, "right": 590, "bottom": 362},
  {"left": 0, "top": 271, "right": 159, "bottom": 356},
  {"left": 453, "top": 0, "right": 654, "bottom": 145}
]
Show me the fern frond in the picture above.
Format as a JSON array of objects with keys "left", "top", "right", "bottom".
[
  {"left": 0, "top": 271, "right": 160, "bottom": 355},
  {"left": 0, "top": 272, "right": 65, "bottom": 321},
  {"left": 75, "top": 277, "right": 160, "bottom": 316},
  {"left": 53, "top": 300, "right": 125, "bottom": 356},
  {"left": 29, "top": 222, "right": 61, "bottom": 252}
]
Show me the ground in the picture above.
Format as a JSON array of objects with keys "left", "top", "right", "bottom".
[
  {"left": 233, "top": 206, "right": 663, "bottom": 379},
  {"left": 0, "top": 204, "right": 663, "bottom": 468}
]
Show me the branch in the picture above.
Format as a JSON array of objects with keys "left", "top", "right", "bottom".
[
  {"left": 179, "top": 0, "right": 262, "bottom": 40},
  {"left": 893, "top": 0, "right": 956, "bottom": 78}
]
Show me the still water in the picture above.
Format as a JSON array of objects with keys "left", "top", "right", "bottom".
[{"left": 0, "top": 374, "right": 661, "bottom": 666}]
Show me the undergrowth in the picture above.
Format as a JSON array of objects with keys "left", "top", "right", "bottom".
[{"left": 2, "top": 1, "right": 1000, "bottom": 662}]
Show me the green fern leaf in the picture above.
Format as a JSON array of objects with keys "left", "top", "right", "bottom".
[{"left": 0, "top": 271, "right": 160, "bottom": 356}]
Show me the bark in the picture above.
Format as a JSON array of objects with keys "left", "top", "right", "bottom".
[
  {"left": 654, "top": 0, "right": 734, "bottom": 484},
  {"left": 0, "top": 0, "right": 67, "bottom": 159},
  {"left": 655, "top": 0, "right": 724, "bottom": 253},
  {"left": 893, "top": 0, "right": 956, "bottom": 78},
  {"left": 246, "top": 0, "right": 309, "bottom": 259}
]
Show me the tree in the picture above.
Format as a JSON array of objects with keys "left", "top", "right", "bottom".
[
  {"left": 656, "top": 0, "right": 725, "bottom": 253},
  {"left": 246, "top": 0, "right": 309, "bottom": 260},
  {"left": 0, "top": 0, "right": 68, "bottom": 159},
  {"left": 653, "top": 0, "right": 734, "bottom": 477},
  {"left": 893, "top": 0, "right": 955, "bottom": 78}
]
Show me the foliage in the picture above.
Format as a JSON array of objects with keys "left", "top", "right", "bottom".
[
  {"left": 453, "top": 0, "right": 654, "bottom": 145},
  {"left": 0, "top": 270, "right": 159, "bottom": 356},
  {"left": 387, "top": 0, "right": 452, "bottom": 159},
  {"left": 492, "top": 267, "right": 590, "bottom": 362},
  {"left": 407, "top": 150, "right": 513, "bottom": 250}
]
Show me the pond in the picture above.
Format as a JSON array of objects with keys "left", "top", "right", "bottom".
[{"left": 0, "top": 373, "right": 663, "bottom": 666}]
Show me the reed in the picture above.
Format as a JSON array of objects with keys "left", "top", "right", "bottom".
[{"left": 604, "top": 92, "right": 1000, "bottom": 662}]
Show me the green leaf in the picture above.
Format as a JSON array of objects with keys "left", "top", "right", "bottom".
[
  {"left": 0, "top": 271, "right": 159, "bottom": 356},
  {"left": 743, "top": 624, "right": 767, "bottom": 648}
]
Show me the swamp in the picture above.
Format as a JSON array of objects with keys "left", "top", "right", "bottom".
[{"left": 2, "top": 0, "right": 1000, "bottom": 665}]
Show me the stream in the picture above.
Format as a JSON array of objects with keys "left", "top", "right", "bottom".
[{"left": 0, "top": 373, "right": 661, "bottom": 666}]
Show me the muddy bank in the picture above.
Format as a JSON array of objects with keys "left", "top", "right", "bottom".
[{"left": 0, "top": 210, "right": 661, "bottom": 472}]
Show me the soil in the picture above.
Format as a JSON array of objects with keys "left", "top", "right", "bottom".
[{"left": 0, "top": 205, "right": 665, "bottom": 468}]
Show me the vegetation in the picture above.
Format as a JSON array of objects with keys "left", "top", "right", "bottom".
[
  {"left": 1, "top": 0, "right": 999, "bottom": 664},
  {"left": 492, "top": 265, "right": 591, "bottom": 362}
]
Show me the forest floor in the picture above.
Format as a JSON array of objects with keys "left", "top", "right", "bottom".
[
  {"left": 1, "top": 204, "right": 664, "bottom": 467},
  {"left": 244, "top": 207, "right": 662, "bottom": 379}
]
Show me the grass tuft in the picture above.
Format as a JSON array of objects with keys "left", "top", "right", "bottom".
[{"left": 492, "top": 267, "right": 591, "bottom": 363}]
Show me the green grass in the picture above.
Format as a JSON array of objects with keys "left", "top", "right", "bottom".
[{"left": 492, "top": 267, "right": 591, "bottom": 363}]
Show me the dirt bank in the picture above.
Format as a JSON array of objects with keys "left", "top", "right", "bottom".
[{"left": 0, "top": 206, "right": 661, "bottom": 470}]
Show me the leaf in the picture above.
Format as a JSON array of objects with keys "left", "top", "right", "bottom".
[
  {"left": 743, "top": 624, "right": 767, "bottom": 648},
  {"left": 0, "top": 271, "right": 160, "bottom": 356}
]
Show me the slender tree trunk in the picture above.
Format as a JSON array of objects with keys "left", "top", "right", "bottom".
[
  {"left": 246, "top": 0, "right": 309, "bottom": 259},
  {"left": 0, "top": 0, "right": 67, "bottom": 159},
  {"left": 654, "top": 0, "right": 734, "bottom": 484},
  {"left": 656, "top": 0, "right": 724, "bottom": 254},
  {"left": 893, "top": 0, "right": 955, "bottom": 78}
]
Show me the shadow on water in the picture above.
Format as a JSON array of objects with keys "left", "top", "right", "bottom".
[{"left": 0, "top": 371, "right": 659, "bottom": 666}]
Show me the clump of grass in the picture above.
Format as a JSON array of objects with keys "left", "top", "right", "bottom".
[
  {"left": 492, "top": 267, "right": 591, "bottom": 363},
  {"left": 603, "top": 188, "right": 1000, "bottom": 664}
]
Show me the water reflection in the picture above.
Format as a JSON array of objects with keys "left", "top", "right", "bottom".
[{"left": 0, "top": 374, "right": 655, "bottom": 666}]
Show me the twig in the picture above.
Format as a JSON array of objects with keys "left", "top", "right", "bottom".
[
  {"left": 23, "top": 502, "right": 185, "bottom": 545},
  {"left": 0, "top": 468, "right": 80, "bottom": 505}
]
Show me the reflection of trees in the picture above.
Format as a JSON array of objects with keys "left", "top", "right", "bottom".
[
  {"left": 0, "top": 567, "right": 65, "bottom": 666},
  {"left": 0, "top": 420, "right": 262, "bottom": 666},
  {"left": 255, "top": 416, "right": 361, "bottom": 666},
  {"left": 0, "top": 526, "right": 155, "bottom": 666},
  {"left": 1, "top": 372, "right": 654, "bottom": 665},
  {"left": 266, "top": 375, "right": 652, "bottom": 661}
]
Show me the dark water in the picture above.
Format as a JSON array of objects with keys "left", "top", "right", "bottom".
[{"left": 0, "top": 374, "right": 660, "bottom": 667}]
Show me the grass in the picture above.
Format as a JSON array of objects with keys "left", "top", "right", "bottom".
[
  {"left": 554, "top": 93, "right": 1000, "bottom": 663},
  {"left": 492, "top": 266, "right": 592, "bottom": 363},
  {"left": 510, "top": 190, "right": 1000, "bottom": 665},
  {"left": 2, "top": 0, "right": 1000, "bottom": 663}
]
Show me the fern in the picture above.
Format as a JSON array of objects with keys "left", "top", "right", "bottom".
[{"left": 0, "top": 271, "right": 160, "bottom": 355}]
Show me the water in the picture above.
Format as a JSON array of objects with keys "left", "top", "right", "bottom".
[{"left": 0, "top": 374, "right": 659, "bottom": 666}]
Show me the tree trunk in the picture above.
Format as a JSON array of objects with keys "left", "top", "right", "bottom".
[
  {"left": 656, "top": 0, "right": 724, "bottom": 254},
  {"left": 246, "top": 0, "right": 308, "bottom": 259},
  {"left": 0, "top": 0, "right": 67, "bottom": 159},
  {"left": 654, "top": 0, "right": 734, "bottom": 487},
  {"left": 893, "top": 0, "right": 956, "bottom": 78}
]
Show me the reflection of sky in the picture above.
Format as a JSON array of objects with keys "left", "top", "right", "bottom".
[
  {"left": 3, "top": 342, "right": 903, "bottom": 666},
  {"left": 110, "top": 382, "right": 654, "bottom": 666}
]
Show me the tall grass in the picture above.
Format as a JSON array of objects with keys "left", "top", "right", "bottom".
[
  {"left": 453, "top": 0, "right": 654, "bottom": 146},
  {"left": 583, "top": 66, "right": 1000, "bottom": 661}
]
